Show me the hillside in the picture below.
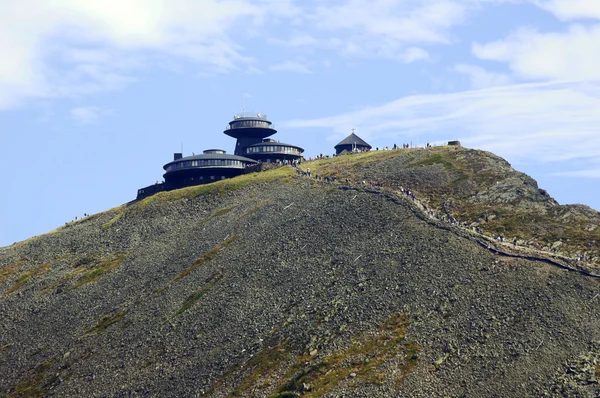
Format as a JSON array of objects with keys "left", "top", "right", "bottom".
[{"left": 1, "top": 146, "right": 600, "bottom": 397}]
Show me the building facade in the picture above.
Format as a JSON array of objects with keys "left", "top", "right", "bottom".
[
  {"left": 136, "top": 112, "right": 304, "bottom": 200},
  {"left": 334, "top": 132, "right": 372, "bottom": 155}
]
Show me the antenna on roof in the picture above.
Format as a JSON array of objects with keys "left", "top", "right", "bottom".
[{"left": 242, "top": 94, "right": 246, "bottom": 114}]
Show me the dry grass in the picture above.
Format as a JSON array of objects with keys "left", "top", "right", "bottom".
[
  {"left": 85, "top": 311, "right": 127, "bottom": 336},
  {"left": 0, "top": 259, "right": 27, "bottom": 285},
  {"left": 174, "top": 273, "right": 224, "bottom": 317},
  {"left": 170, "top": 235, "right": 239, "bottom": 285},
  {"left": 210, "top": 313, "right": 417, "bottom": 397},
  {"left": 272, "top": 314, "right": 417, "bottom": 397}
]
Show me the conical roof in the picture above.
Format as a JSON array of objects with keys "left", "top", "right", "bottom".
[{"left": 335, "top": 133, "right": 372, "bottom": 149}]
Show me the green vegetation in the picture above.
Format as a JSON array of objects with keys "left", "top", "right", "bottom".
[
  {"left": 1, "top": 259, "right": 27, "bottom": 285},
  {"left": 209, "top": 313, "right": 417, "bottom": 397},
  {"left": 272, "top": 314, "right": 417, "bottom": 397},
  {"left": 300, "top": 149, "right": 401, "bottom": 179},
  {"left": 200, "top": 206, "right": 238, "bottom": 225},
  {"left": 235, "top": 200, "right": 271, "bottom": 223},
  {"left": 72, "top": 253, "right": 127, "bottom": 288},
  {"left": 174, "top": 273, "right": 224, "bottom": 317},
  {"left": 85, "top": 311, "right": 127, "bottom": 335},
  {"left": 6, "top": 272, "right": 32, "bottom": 294},
  {"left": 229, "top": 344, "right": 290, "bottom": 397},
  {"left": 171, "top": 235, "right": 239, "bottom": 285},
  {"left": 11, "top": 360, "right": 55, "bottom": 398},
  {"left": 41, "top": 253, "right": 127, "bottom": 294},
  {"left": 102, "top": 213, "right": 123, "bottom": 229},
  {"left": 135, "top": 166, "right": 295, "bottom": 208},
  {"left": 409, "top": 153, "right": 454, "bottom": 170}
]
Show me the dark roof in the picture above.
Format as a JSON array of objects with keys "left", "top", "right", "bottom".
[
  {"left": 248, "top": 141, "right": 304, "bottom": 151},
  {"left": 163, "top": 153, "right": 257, "bottom": 169},
  {"left": 334, "top": 133, "right": 372, "bottom": 149}
]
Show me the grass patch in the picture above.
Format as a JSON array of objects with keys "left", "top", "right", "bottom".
[
  {"left": 273, "top": 314, "right": 416, "bottom": 397},
  {"left": 5, "top": 272, "right": 32, "bottom": 295},
  {"left": 229, "top": 344, "right": 290, "bottom": 397},
  {"left": 409, "top": 153, "right": 454, "bottom": 170},
  {"left": 235, "top": 200, "right": 271, "bottom": 223},
  {"left": 0, "top": 259, "right": 27, "bottom": 284},
  {"left": 102, "top": 213, "right": 123, "bottom": 229},
  {"left": 137, "top": 166, "right": 295, "bottom": 206},
  {"left": 72, "top": 253, "right": 127, "bottom": 288},
  {"left": 210, "top": 313, "right": 416, "bottom": 397},
  {"left": 200, "top": 206, "right": 238, "bottom": 226},
  {"left": 170, "top": 235, "right": 239, "bottom": 285},
  {"left": 85, "top": 311, "right": 127, "bottom": 335},
  {"left": 174, "top": 273, "right": 224, "bottom": 317},
  {"left": 42, "top": 253, "right": 127, "bottom": 294},
  {"left": 11, "top": 360, "right": 55, "bottom": 398},
  {"left": 300, "top": 150, "right": 401, "bottom": 178}
]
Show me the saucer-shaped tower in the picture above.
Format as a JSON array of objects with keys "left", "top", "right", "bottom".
[
  {"left": 162, "top": 150, "right": 257, "bottom": 191},
  {"left": 224, "top": 112, "right": 277, "bottom": 156}
]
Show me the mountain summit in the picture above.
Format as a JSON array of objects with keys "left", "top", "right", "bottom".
[{"left": 1, "top": 146, "right": 599, "bottom": 397}]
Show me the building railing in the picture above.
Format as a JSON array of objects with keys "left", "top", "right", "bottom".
[
  {"left": 246, "top": 146, "right": 302, "bottom": 155},
  {"left": 165, "top": 159, "right": 248, "bottom": 172},
  {"left": 225, "top": 120, "right": 275, "bottom": 130},
  {"left": 233, "top": 112, "right": 268, "bottom": 120}
]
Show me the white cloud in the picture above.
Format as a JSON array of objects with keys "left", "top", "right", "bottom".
[
  {"left": 553, "top": 169, "right": 600, "bottom": 178},
  {"left": 473, "top": 24, "right": 600, "bottom": 81},
  {"left": 269, "top": 60, "right": 311, "bottom": 73},
  {"left": 0, "top": 0, "right": 295, "bottom": 110},
  {"left": 534, "top": 0, "right": 600, "bottom": 21},
  {"left": 70, "top": 106, "right": 112, "bottom": 124},
  {"left": 400, "top": 47, "right": 430, "bottom": 63},
  {"left": 269, "top": 33, "right": 319, "bottom": 47},
  {"left": 309, "top": 0, "right": 466, "bottom": 60},
  {"left": 454, "top": 64, "right": 512, "bottom": 89},
  {"left": 283, "top": 81, "right": 600, "bottom": 166}
]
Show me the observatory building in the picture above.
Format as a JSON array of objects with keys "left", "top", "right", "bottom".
[
  {"left": 334, "top": 131, "right": 372, "bottom": 155},
  {"left": 136, "top": 112, "right": 304, "bottom": 200},
  {"left": 162, "top": 149, "right": 258, "bottom": 191}
]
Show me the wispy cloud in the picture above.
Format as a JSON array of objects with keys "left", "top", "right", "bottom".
[
  {"left": 0, "top": 0, "right": 294, "bottom": 110},
  {"left": 534, "top": 0, "right": 600, "bottom": 21},
  {"left": 70, "top": 106, "right": 112, "bottom": 124},
  {"left": 473, "top": 24, "right": 600, "bottom": 81},
  {"left": 283, "top": 81, "right": 600, "bottom": 168},
  {"left": 553, "top": 169, "right": 600, "bottom": 178},
  {"left": 454, "top": 64, "right": 512, "bottom": 89},
  {"left": 269, "top": 60, "right": 311, "bottom": 74}
]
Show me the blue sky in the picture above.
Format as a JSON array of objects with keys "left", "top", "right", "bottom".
[{"left": 1, "top": 0, "right": 600, "bottom": 247}]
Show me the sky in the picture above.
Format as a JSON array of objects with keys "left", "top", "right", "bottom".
[{"left": 1, "top": 0, "right": 600, "bottom": 247}]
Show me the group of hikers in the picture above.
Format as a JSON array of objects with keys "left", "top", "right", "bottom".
[{"left": 292, "top": 162, "right": 590, "bottom": 265}]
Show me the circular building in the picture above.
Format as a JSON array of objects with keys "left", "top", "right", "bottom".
[
  {"left": 224, "top": 112, "right": 277, "bottom": 156},
  {"left": 245, "top": 138, "right": 304, "bottom": 163},
  {"left": 162, "top": 149, "right": 258, "bottom": 190}
]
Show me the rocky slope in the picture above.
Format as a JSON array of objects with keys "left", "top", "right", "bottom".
[{"left": 1, "top": 147, "right": 600, "bottom": 397}]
